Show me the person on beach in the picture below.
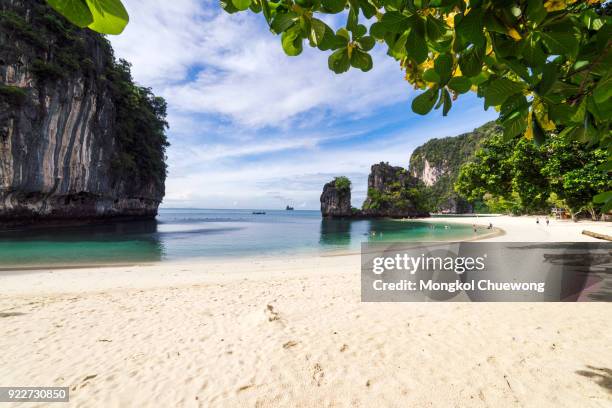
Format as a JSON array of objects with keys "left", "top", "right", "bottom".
[{"left": 546, "top": 217, "right": 550, "bottom": 226}]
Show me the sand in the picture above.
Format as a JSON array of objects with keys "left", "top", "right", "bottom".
[{"left": 0, "top": 216, "right": 611, "bottom": 407}]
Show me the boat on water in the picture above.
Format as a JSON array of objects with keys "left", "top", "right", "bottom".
[
  {"left": 286, "top": 205, "right": 294, "bottom": 211},
  {"left": 252, "top": 211, "right": 266, "bottom": 215}
]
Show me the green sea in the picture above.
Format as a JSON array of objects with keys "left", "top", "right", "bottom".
[{"left": 0, "top": 209, "right": 488, "bottom": 268}]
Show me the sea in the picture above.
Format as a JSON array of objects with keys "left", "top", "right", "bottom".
[{"left": 0, "top": 209, "right": 488, "bottom": 268}]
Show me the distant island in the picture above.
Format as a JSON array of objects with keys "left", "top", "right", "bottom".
[
  {"left": 322, "top": 120, "right": 610, "bottom": 221},
  {"left": 319, "top": 123, "right": 497, "bottom": 219},
  {"left": 320, "top": 163, "right": 430, "bottom": 219}
]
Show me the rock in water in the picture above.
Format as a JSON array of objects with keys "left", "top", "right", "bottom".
[
  {"left": 320, "top": 178, "right": 352, "bottom": 218},
  {"left": 361, "top": 162, "right": 429, "bottom": 218},
  {"left": 0, "top": 0, "right": 168, "bottom": 226}
]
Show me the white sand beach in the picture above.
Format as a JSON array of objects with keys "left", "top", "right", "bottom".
[{"left": 1, "top": 216, "right": 611, "bottom": 407}]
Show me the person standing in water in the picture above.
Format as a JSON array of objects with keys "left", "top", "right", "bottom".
[{"left": 546, "top": 217, "right": 550, "bottom": 226}]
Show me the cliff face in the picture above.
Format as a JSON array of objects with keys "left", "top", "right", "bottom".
[
  {"left": 320, "top": 178, "right": 352, "bottom": 218},
  {"left": 361, "top": 162, "right": 429, "bottom": 218},
  {"left": 0, "top": 0, "right": 167, "bottom": 225},
  {"left": 409, "top": 122, "right": 501, "bottom": 213}
]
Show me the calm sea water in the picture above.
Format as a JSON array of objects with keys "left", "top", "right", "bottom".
[{"left": 0, "top": 209, "right": 487, "bottom": 268}]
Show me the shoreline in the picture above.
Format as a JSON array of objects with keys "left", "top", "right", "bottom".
[
  {"left": 0, "top": 217, "right": 496, "bottom": 273},
  {"left": 1, "top": 215, "right": 611, "bottom": 406}
]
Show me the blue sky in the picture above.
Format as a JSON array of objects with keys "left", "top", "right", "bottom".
[{"left": 109, "top": 0, "right": 497, "bottom": 209}]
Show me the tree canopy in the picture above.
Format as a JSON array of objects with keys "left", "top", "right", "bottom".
[{"left": 455, "top": 132, "right": 611, "bottom": 219}]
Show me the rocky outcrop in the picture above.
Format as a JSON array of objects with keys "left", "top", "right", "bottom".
[
  {"left": 0, "top": 0, "right": 167, "bottom": 226},
  {"left": 320, "top": 178, "right": 352, "bottom": 218},
  {"left": 409, "top": 121, "right": 501, "bottom": 213},
  {"left": 361, "top": 162, "right": 429, "bottom": 218},
  {"left": 320, "top": 164, "right": 429, "bottom": 219}
]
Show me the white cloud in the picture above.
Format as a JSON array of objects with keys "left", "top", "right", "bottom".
[
  {"left": 112, "top": 0, "right": 409, "bottom": 128},
  {"left": 110, "top": 1, "right": 497, "bottom": 209}
]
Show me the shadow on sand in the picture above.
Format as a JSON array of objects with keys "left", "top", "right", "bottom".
[{"left": 576, "top": 366, "right": 612, "bottom": 394}]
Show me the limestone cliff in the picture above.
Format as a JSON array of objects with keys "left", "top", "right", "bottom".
[
  {"left": 409, "top": 122, "right": 501, "bottom": 213},
  {"left": 361, "top": 162, "right": 429, "bottom": 218},
  {"left": 320, "top": 164, "right": 429, "bottom": 219},
  {"left": 320, "top": 177, "right": 352, "bottom": 218},
  {"left": 0, "top": 0, "right": 168, "bottom": 226}
]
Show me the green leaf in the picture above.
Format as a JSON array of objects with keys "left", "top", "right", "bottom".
[
  {"left": 455, "top": 8, "right": 485, "bottom": 50},
  {"left": 502, "top": 111, "right": 528, "bottom": 141},
  {"left": 354, "top": 24, "right": 368, "bottom": 39},
  {"left": 390, "top": 31, "right": 408, "bottom": 59},
  {"left": 484, "top": 78, "right": 526, "bottom": 108},
  {"left": 569, "top": 98, "right": 587, "bottom": 123},
  {"left": 318, "top": 25, "right": 341, "bottom": 51},
  {"left": 220, "top": 0, "right": 240, "bottom": 14},
  {"left": 380, "top": 11, "right": 411, "bottom": 34},
  {"left": 593, "top": 191, "right": 612, "bottom": 204},
  {"left": 271, "top": 11, "right": 298, "bottom": 34},
  {"left": 412, "top": 88, "right": 439, "bottom": 115},
  {"left": 328, "top": 47, "right": 350, "bottom": 73},
  {"left": 47, "top": 0, "right": 93, "bottom": 28},
  {"left": 593, "top": 73, "right": 612, "bottom": 104},
  {"left": 358, "top": 0, "right": 377, "bottom": 19},
  {"left": 434, "top": 53, "right": 453, "bottom": 84},
  {"left": 350, "top": 49, "right": 373, "bottom": 72},
  {"left": 500, "top": 93, "right": 528, "bottom": 121},
  {"left": 458, "top": 45, "right": 484, "bottom": 77},
  {"left": 540, "top": 30, "right": 579, "bottom": 57},
  {"left": 321, "top": 0, "right": 346, "bottom": 13},
  {"left": 532, "top": 112, "right": 546, "bottom": 146},
  {"left": 309, "top": 18, "right": 328, "bottom": 47},
  {"left": 347, "top": 7, "right": 358, "bottom": 33},
  {"left": 336, "top": 28, "right": 350, "bottom": 42},
  {"left": 447, "top": 76, "right": 472, "bottom": 94},
  {"left": 582, "top": 9, "right": 605, "bottom": 31},
  {"left": 526, "top": 0, "right": 547, "bottom": 26},
  {"left": 423, "top": 69, "right": 440, "bottom": 84},
  {"left": 261, "top": 0, "right": 272, "bottom": 23},
  {"left": 230, "top": 0, "right": 252, "bottom": 11},
  {"left": 249, "top": 1, "right": 262, "bottom": 13},
  {"left": 357, "top": 36, "right": 375, "bottom": 51},
  {"left": 85, "top": 0, "right": 129, "bottom": 35},
  {"left": 537, "top": 61, "right": 558, "bottom": 95},
  {"left": 425, "top": 15, "right": 448, "bottom": 41},
  {"left": 406, "top": 29, "right": 428, "bottom": 64},
  {"left": 281, "top": 27, "right": 303, "bottom": 56},
  {"left": 370, "top": 22, "right": 387, "bottom": 40},
  {"left": 522, "top": 34, "right": 547, "bottom": 68},
  {"left": 483, "top": 12, "right": 506, "bottom": 34},
  {"left": 442, "top": 88, "right": 452, "bottom": 116}
]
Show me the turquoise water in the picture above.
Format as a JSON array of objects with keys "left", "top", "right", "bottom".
[{"left": 0, "top": 209, "right": 487, "bottom": 268}]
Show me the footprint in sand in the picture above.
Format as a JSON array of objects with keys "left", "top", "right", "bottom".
[
  {"left": 265, "top": 304, "right": 280, "bottom": 322},
  {"left": 312, "top": 363, "right": 324, "bottom": 386},
  {"left": 283, "top": 340, "right": 298, "bottom": 349}
]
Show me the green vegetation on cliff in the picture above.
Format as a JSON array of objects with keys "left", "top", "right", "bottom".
[
  {"left": 0, "top": 0, "right": 168, "bottom": 192},
  {"left": 108, "top": 60, "right": 169, "bottom": 190},
  {"left": 409, "top": 121, "right": 501, "bottom": 213},
  {"left": 333, "top": 176, "right": 351, "bottom": 193}
]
